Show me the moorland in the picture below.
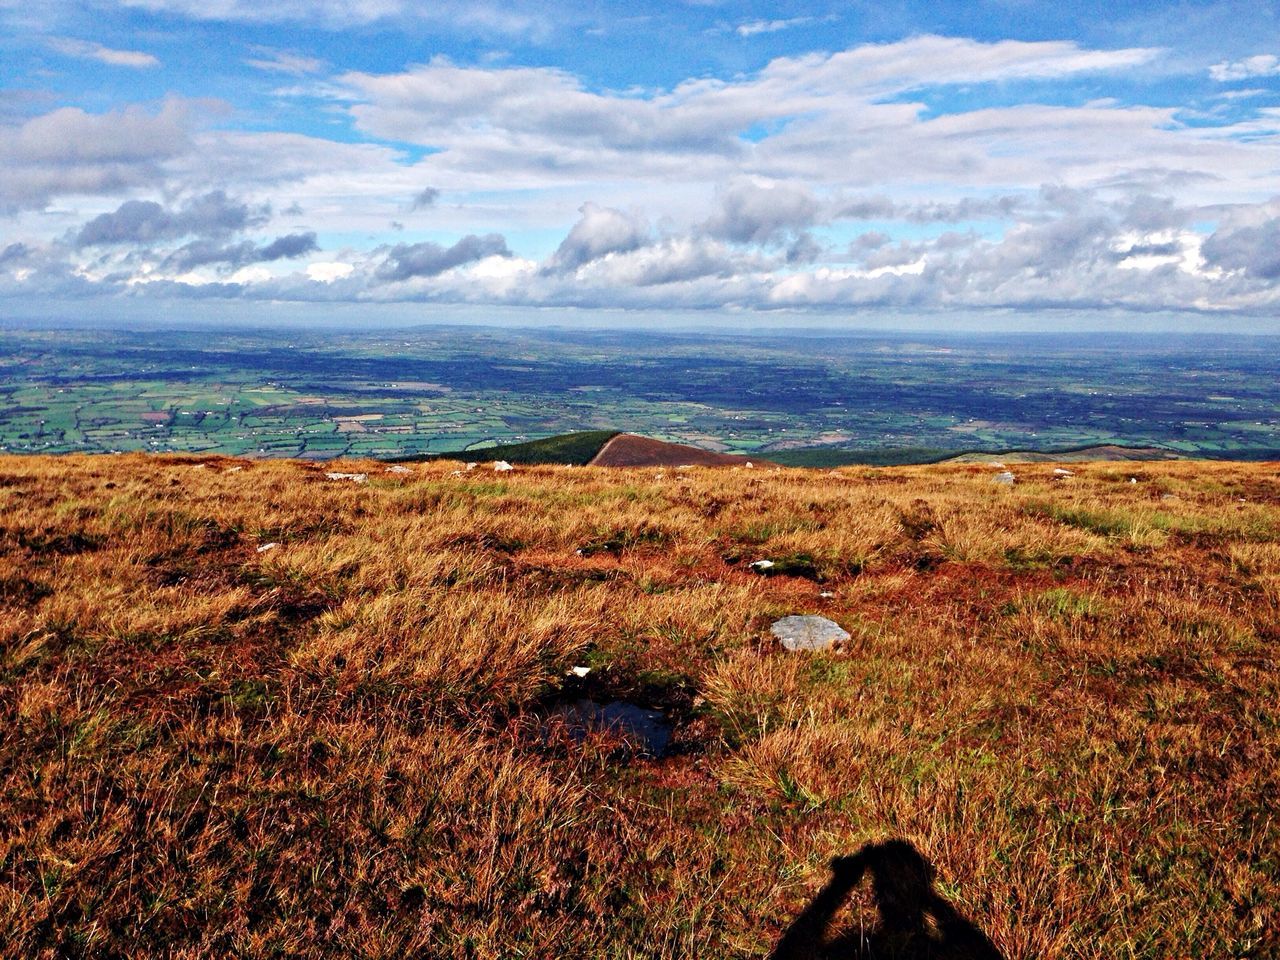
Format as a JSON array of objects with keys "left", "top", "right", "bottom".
[{"left": 1, "top": 452, "right": 1277, "bottom": 958}]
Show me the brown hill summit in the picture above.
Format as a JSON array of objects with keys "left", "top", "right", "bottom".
[{"left": 588, "top": 433, "right": 767, "bottom": 467}]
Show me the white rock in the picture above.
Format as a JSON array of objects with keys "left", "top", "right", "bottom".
[
  {"left": 326, "top": 472, "right": 368, "bottom": 483},
  {"left": 493, "top": 460, "right": 514, "bottom": 472},
  {"left": 256, "top": 542, "right": 280, "bottom": 553},
  {"left": 819, "top": 591, "right": 835, "bottom": 599},
  {"left": 993, "top": 471, "right": 1016, "bottom": 485},
  {"left": 1129, "top": 477, "right": 1138, "bottom": 484},
  {"left": 466, "top": 462, "right": 478, "bottom": 471},
  {"left": 385, "top": 465, "right": 412, "bottom": 474},
  {"left": 750, "top": 559, "right": 775, "bottom": 571},
  {"left": 226, "top": 466, "right": 243, "bottom": 473},
  {"left": 770, "top": 615, "right": 851, "bottom": 653},
  {"left": 1053, "top": 468, "right": 1074, "bottom": 476},
  {"left": 744, "top": 461, "right": 755, "bottom": 469},
  {"left": 569, "top": 666, "right": 592, "bottom": 678}
]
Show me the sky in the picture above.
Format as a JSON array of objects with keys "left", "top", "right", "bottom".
[{"left": 1, "top": 1, "right": 1280, "bottom": 330}]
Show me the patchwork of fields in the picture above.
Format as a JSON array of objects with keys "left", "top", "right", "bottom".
[{"left": 2, "top": 326, "right": 1278, "bottom": 460}]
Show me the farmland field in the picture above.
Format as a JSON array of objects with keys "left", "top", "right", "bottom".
[{"left": 2, "top": 324, "right": 1278, "bottom": 460}]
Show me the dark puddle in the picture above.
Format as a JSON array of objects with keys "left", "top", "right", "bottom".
[{"left": 553, "top": 698, "right": 673, "bottom": 758}]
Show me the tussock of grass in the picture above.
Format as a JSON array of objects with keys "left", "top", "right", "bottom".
[{"left": 0, "top": 454, "right": 1277, "bottom": 957}]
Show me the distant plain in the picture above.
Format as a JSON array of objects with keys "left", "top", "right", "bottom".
[{"left": 2, "top": 325, "right": 1278, "bottom": 462}]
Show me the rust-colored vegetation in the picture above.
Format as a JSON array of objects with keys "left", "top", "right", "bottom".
[{"left": 1, "top": 454, "right": 1277, "bottom": 958}]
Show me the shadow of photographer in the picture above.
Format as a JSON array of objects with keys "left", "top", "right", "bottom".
[{"left": 769, "top": 839, "right": 1004, "bottom": 960}]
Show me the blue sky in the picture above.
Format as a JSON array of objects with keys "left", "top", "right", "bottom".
[{"left": 2, "top": 0, "right": 1279, "bottom": 327}]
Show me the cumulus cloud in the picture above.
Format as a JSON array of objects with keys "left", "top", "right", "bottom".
[
  {"left": 376, "top": 233, "right": 510, "bottom": 281},
  {"left": 546, "top": 202, "right": 649, "bottom": 272},
  {"left": 164, "top": 232, "right": 319, "bottom": 271},
  {"left": 410, "top": 186, "right": 440, "bottom": 210},
  {"left": 75, "top": 191, "right": 268, "bottom": 246},
  {"left": 0, "top": 243, "right": 31, "bottom": 265},
  {"left": 0, "top": 100, "right": 192, "bottom": 212},
  {"left": 1202, "top": 218, "right": 1280, "bottom": 279},
  {"left": 1210, "top": 55, "right": 1280, "bottom": 82},
  {"left": 48, "top": 37, "right": 160, "bottom": 68},
  {"left": 703, "top": 179, "right": 820, "bottom": 244}
]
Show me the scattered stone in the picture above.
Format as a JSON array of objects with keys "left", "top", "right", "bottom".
[
  {"left": 819, "top": 591, "right": 835, "bottom": 599},
  {"left": 226, "top": 465, "right": 243, "bottom": 473},
  {"left": 745, "top": 461, "right": 755, "bottom": 469},
  {"left": 1161, "top": 493, "right": 1179, "bottom": 501},
  {"left": 568, "top": 666, "right": 592, "bottom": 678},
  {"left": 750, "top": 559, "right": 775, "bottom": 571},
  {"left": 326, "top": 472, "right": 368, "bottom": 483},
  {"left": 493, "top": 461, "right": 514, "bottom": 472},
  {"left": 466, "top": 462, "right": 478, "bottom": 471},
  {"left": 993, "top": 471, "right": 1016, "bottom": 485},
  {"left": 1129, "top": 477, "right": 1138, "bottom": 484},
  {"left": 989, "top": 462, "right": 1007, "bottom": 469},
  {"left": 770, "top": 615, "right": 850, "bottom": 652},
  {"left": 385, "top": 465, "right": 412, "bottom": 474},
  {"left": 1053, "top": 468, "right": 1074, "bottom": 477},
  {"left": 256, "top": 542, "right": 280, "bottom": 553}
]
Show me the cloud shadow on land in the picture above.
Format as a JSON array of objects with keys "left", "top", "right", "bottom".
[{"left": 769, "top": 840, "right": 1004, "bottom": 960}]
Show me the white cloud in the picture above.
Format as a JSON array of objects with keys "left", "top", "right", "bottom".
[
  {"left": 0, "top": 99, "right": 193, "bottom": 212},
  {"left": 8, "top": 33, "right": 1280, "bottom": 320},
  {"left": 48, "top": 37, "right": 160, "bottom": 68},
  {"left": 244, "top": 47, "right": 325, "bottom": 75},
  {"left": 306, "top": 261, "right": 354, "bottom": 282},
  {"left": 736, "top": 17, "right": 816, "bottom": 38},
  {"left": 1210, "top": 55, "right": 1280, "bottom": 82}
]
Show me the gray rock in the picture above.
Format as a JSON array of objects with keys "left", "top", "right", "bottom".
[
  {"left": 770, "top": 615, "right": 850, "bottom": 652},
  {"left": 992, "top": 471, "right": 1016, "bottom": 485}
]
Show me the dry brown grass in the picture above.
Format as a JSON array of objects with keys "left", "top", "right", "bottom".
[{"left": 0, "top": 454, "right": 1277, "bottom": 958}]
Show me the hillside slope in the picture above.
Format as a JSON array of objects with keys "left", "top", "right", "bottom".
[
  {"left": 1, "top": 454, "right": 1277, "bottom": 958},
  {"left": 588, "top": 433, "right": 765, "bottom": 467},
  {"left": 393, "top": 429, "right": 619, "bottom": 466}
]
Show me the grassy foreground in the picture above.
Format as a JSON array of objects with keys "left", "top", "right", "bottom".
[{"left": 1, "top": 454, "right": 1277, "bottom": 958}]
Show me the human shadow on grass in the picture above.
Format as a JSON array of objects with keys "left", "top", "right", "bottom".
[{"left": 769, "top": 840, "right": 1004, "bottom": 960}]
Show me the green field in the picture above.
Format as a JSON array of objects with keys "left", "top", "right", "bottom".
[{"left": 1, "top": 324, "right": 1278, "bottom": 461}]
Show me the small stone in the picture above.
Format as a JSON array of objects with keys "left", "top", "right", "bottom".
[
  {"left": 466, "top": 462, "right": 478, "bottom": 471},
  {"left": 750, "top": 559, "right": 775, "bottom": 571},
  {"left": 1053, "top": 468, "right": 1073, "bottom": 476},
  {"left": 992, "top": 471, "right": 1016, "bottom": 485},
  {"left": 819, "top": 591, "right": 835, "bottom": 599},
  {"left": 745, "top": 461, "right": 755, "bottom": 469},
  {"left": 569, "top": 666, "right": 591, "bottom": 678},
  {"left": 326, "top": 472, "right": 368, "bottom": 483},
  {"left": 493, "top": 460, "right": 514, "bottom": 472},
  {"left": 385, "top": 465, "right": 412, "bottom": 474},
  {"left": 770, "top": 615, "right": 850, "bottom": 652},
  {"left": 256, "top": 542, "right": 280, "bottom": 553}
]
